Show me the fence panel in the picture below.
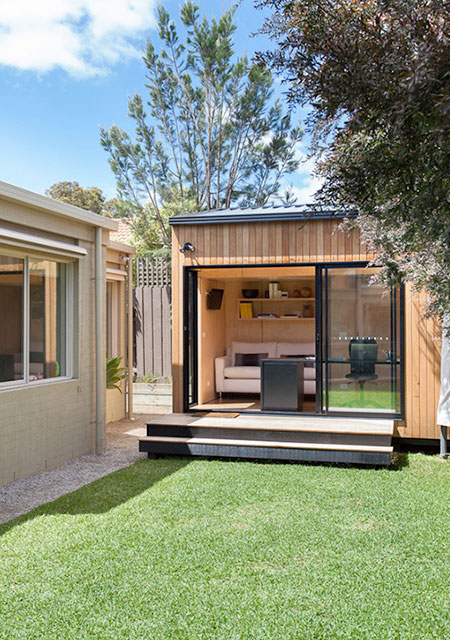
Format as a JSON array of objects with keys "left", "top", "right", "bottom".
[{"left": 134, "top": 258, "right": 172, "bottom": 379}]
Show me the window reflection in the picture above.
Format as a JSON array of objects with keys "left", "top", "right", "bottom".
[
  {"left": 29, "top": 259, "right": 66, "bottom": 380},
  {"left": 325, "top": 269, "right": 400, "bottom": 413}
]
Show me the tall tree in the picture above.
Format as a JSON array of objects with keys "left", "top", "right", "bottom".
[
  {"left": 101, "top": 1, "right": 303, "bottom": 251},
  {"left": 256, "top": 0, "right": 450, "bottom": 327}
]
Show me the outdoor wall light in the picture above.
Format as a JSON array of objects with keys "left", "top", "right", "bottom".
[{"left": 180, "top": 242, "right": 196, "bottom": 253}]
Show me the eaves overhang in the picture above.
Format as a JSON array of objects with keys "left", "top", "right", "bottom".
[{"left": 169, "top": 204, "right": 356, "bottom": 226}]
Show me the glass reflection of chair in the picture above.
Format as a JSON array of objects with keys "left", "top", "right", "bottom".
[{"left": 345, "top": 339, "right": 378, "bottom": 404}]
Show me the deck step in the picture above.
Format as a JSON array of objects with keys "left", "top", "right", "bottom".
[
  {"left": 144, "top": 425, "right": 391, "bottom": 448},
  {"left": 138, "top": 413, "right": 394, "bottom": 466},
  {"left": 140, "top": 435, "right": 392, "bottom": 453},
  {"left": 139, "top": 439, "right": 391, "bottom": 466},
  {"left": 144, "top": 413, "right": 394, "bottom": 435}
]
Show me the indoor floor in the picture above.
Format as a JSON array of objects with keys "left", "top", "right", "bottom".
[{"left": 192, "top": 394, "right": 317, "bottom": 413}]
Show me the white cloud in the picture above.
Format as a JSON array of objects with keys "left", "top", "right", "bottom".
[
  {"left": 288, "top": 144, "right": 324, "bottom": 203},
  {"left": 0, "top": 0, "right": 157, "bottom": 77}
]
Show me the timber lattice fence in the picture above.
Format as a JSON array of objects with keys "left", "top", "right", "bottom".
[
  {"left": 134, "top": 257, "right": 172, "bottom": 379},
  {"left": 136, "top": 256, "right": 171, "bottom": 287}
]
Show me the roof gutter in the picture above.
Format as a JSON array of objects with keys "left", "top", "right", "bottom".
[{"left": 169, "top": 209, "right": 355, "bottom": 226}]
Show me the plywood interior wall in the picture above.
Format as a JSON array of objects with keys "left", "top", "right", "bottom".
[
  {"left": 198, "top": 277, "right": 226, "bottom": 404},
  {"left": 223, "top": 278, "right": 315, "bottom": 346},
  {"left": 197, "top": 267, "right": 317, "bottom": 401}
]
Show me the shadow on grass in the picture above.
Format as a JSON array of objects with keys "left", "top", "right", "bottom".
[
  {"left": 0, "top": 456, "right": 190, "bottom": 537},
  {"left": 388, "top": 452, "right": 410, "bottom": 470}
]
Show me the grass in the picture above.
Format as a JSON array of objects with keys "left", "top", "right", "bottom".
[
  {"left": 1, "top": 454, "right": 450, "bottom": 639},
  {"left": 328, "top": 389, "right": 399, "bottom": 410}
]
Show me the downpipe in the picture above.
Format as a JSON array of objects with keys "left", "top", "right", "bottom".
[{"left": 95, "top": 226, "right": 104, "bottom": 454}]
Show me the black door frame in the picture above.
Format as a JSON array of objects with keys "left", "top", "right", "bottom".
[
  {"left": 182, "top": 268, "right": 198, "bottom": 412},
  {"left": 182, "top": 262, "right": 404, "bottom": 419}
]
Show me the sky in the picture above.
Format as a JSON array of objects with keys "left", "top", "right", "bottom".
[{"left": 0, "top": 0, "right": 321, "bottom": 204}]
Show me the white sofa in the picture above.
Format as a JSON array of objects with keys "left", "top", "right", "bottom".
[{"left": 215, "top": 341, "right": 316, "bottom": 396}]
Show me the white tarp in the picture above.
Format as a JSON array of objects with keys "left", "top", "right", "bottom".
[{"left": 437, "top": 329, "right": 450, "bottom": 426}]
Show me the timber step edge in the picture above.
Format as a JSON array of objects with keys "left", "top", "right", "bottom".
[{"left": 146, "top": 424, "right": 392, "bottom": 447}]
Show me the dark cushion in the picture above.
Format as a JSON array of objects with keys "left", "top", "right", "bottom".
[
  {"left": 280, "top": 354, "right": 315, "bottom": 368},
  {"left": 234, "top": 352, "right": 268, "bottom": 366}
]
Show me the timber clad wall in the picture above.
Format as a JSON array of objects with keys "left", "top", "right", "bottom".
[
  {"left": 172, "top": 220, "right": 441, "bottom": 440},
  {"left": 402, "top": 292, "right": 441, "bottom": 440},
  {"left": 174, "top": 220, "right": 372, "bottom": 266}
]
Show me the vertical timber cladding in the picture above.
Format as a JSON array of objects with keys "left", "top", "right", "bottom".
[{"left": 172, "top": 219, "right": 442, "bottom": 440}]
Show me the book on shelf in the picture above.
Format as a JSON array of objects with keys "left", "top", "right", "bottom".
[
  {"left": 257, "top": 313, "right": 278, "bottom": 318},
  {"left": 269, "top": 282, "right": 281, "bottom": 298},
  {"left": 239, "top": 301, "right": 253, "bottom": 318}
]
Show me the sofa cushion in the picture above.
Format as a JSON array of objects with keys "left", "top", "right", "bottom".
[
  {"left": 303, "top": 367, "right": 316, "bottom": 380},
  {"left": 224, "top": 366, "right": 261, "bottom": 379},
  {"left": 235, "top": 352, "right": 268, "bottom": 366},
  {"left": 231, "top": 341, "right": 277, "bottom": 365}
]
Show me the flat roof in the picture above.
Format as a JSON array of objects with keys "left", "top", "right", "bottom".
[
  {"left": 169, "top": 204, "right": 355, "bottom": 226},
  {"left": 0, "top": 180, "right": 118, "bottom": 231}
]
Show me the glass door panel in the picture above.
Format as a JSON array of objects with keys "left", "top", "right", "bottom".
[{"left": 322, "top": 266, "right": 401, "bottom": 414}]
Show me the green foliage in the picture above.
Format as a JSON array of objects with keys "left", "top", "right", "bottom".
[
  {"left": 46, "top": 181, "right": 105, "bottom": 215},
  {"left": 138, "top": 373, "right": 159, "bottom": 383},
  {"left": 1, "top": 456, "right": 450, "bottom": 638},
  {"left": 127, "top": 186, "right": 198, "bottom": 258},
  {"left": 101, "top": 2, "right": 303, "bottom": 253},
  {"left": 106, "top": 355, "right": 126, "bottom": 392},
  {"left": 46, "top": 181, "right": 124, "bottom": 221},
  {"left": 257, "top": 0, "right": 450, "bottom": 326}
]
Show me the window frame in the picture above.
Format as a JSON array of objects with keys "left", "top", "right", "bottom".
[
  {"left": 106, "top": 279, "right": 122, "bottom": 359},
  {"left": 0, "top": 250, "right": 75, "bottom": 389}
]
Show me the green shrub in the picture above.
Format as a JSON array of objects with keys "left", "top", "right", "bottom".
[{"left": 106, "top": 356, "right": 126, "bottom": 392}]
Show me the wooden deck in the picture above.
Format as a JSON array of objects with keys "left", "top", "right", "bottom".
[{"left": 138, "top": 414, "right": 394, "bottom": 466}]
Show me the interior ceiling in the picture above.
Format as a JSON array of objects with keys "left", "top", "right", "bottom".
[{"left": 196, "top": 266, "right": 316, "bottom": 279}]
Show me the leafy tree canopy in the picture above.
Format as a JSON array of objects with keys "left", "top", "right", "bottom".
[
  {"left": 256, "top": 0, "right": 450, "bottom": 325},
  {"left": 46, "top": 181, "right": 120, "bottom": 218},
  {"left": 101, "top": 1, "right": 303, "bottom": 252}
]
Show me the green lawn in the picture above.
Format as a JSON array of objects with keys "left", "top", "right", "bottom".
[
  {"left": 1, "top": 455, "right": 450, "bottom": 639},
  {"left": 328, "top": 389, "right": 399, "bottom": 410}
]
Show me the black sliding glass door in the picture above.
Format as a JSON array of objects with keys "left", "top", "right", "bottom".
[
  {"left": 318, "top": 266, "right": 402, "bottom": 415},
  {"left": 183, "top": 269, "right": 198, "bottom": 410}
]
